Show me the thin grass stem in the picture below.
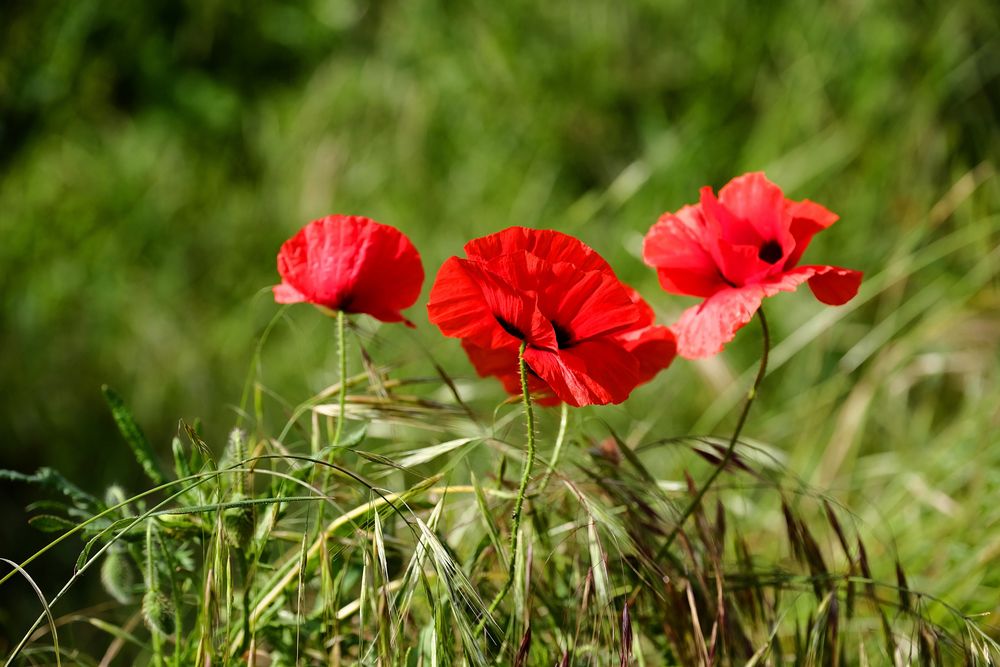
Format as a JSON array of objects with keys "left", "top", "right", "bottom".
[
  {"left": 538, "top": 402, "right": 568, "bottom": 494},
  {"left": 631, "top": 308, "right": 770, "bottom": 603}
]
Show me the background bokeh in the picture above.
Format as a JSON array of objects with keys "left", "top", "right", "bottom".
[{"left": 1, "top": 0, "right": 998, "bottom": 649}]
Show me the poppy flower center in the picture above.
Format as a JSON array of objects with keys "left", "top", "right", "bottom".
[
  {"left": 757, "top": 240, "right": 783, "bottom": 264},
  {"left": 551, "top": 321, "right": 574, "bottom": 349},
  {"left": 495, "top": 316, "right": 525, "bottom": 340}
]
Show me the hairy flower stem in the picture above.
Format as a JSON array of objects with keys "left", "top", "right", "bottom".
[
  {"left": 633, "top": 309, "right": 770, "bottom": 601},
  {"left": 315, "top": 310, "right": 347, "bottom": 528},
  {"left": 480, "top": 342, "right": 536, "bottom": 632},
  {"left": 332, "top": 309, "right": 347, "bottom": 451}
]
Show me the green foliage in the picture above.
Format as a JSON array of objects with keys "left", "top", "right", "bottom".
[
  {"left": 102, "top": 385, "right": 169, "bottom": 485},
  {"left": 4, "top": 361, "right": 999, "bottom": 664}
]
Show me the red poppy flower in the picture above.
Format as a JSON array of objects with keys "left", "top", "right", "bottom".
[
  {"left": 643, "top": 173, "right": 862, "bottom": 358},
  {"left": 427, "top": 227, "right": 676, "bottom": 407},
  {"left": 273, "top": 215, "right": 424, "bottom": 326}
]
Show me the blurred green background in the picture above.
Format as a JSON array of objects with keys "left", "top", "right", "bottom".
[{"left": 1, "top": 0, "right": 998, "bottom": 648}]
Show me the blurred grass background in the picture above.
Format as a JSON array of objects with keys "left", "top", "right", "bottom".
[{"left": 1, "top": 0, "right": 998, "bottom": 647}]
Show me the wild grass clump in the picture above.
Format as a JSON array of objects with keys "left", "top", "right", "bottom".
[{"left": 2, "top": 314, "right": 997, "bottom": 665}]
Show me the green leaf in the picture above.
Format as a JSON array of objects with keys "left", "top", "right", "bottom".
[
  {"left": 28, "top": 514, "right": 77, "bottom": 533},
  {"left": 102, "top": 385, "right": 167, "bottom": 484},
  {"left": 76, "top": 533, "right": 101, "bottom": 574},
  {"left": 1, "top": 467, "right": 99, "bottom": 509}
]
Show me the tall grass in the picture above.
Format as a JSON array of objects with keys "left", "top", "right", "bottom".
[{"left": 3, "top": 289, "right": 998, "bottom": 663}]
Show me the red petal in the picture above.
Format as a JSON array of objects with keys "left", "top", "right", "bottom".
[
  {"left": 642, "top": 205, "right": 728, "bottom": 298},
  {"left": 276, "top": 218, "right": 354, "bottom": 308},
  {"left": 609, "top": 286, "right": 676, "bottom": 384},
  {"left": 672, "top": 265, "right": 863, "bottom": 358},
  {"left": 274, "top": 215, "right": 423, "bottom": 324},
  {"left": 461, "top": 341, "right": 560, "bottom": 405},
  {"left": 341, "top": 219, "right": 424, "bottom": 325},
  {"left": 700, "top": 185, "right": 763, "bottom": 247},
  {"left": 717, "top": 172, "right": 791, "bottom": 249},
  {"left": 616, "top": 324, "right": 677, "bottom": 384},
  {"left": 672, "top": 286, "right": 766, "bottom": 359},
  {"left": 801, "top": 266, "right": 862, "bottom": 305},
  {"left": 461, "top": 340, "right": 521, "bottom": 394},
  {"left": 782, "top": 200, "right": 839, "bottom": 269},
  {"left": 427, "top": 257, "right": 555, "bottom": 350},
  {"left": 272, "top": 282, "right": 308, "bottom": 304},
  {"left": 760, "top": 265, "right": 862, "bottom": 305},
  {"left": 524, "top": 340, "right": 641, "bottom": 407},
  {"left": 464, "top": 226, "right": 612, "bottom": 274},
  {"left": 540, "top": 265, "right": 640, "bottom": 343}
]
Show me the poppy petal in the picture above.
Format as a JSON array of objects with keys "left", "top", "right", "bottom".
[
  {"left": 783, "top": 200, "right": 838, "bottom": 269},
  {"left": 672, "top": 285, "right": 766, "bottom": 359},
  {"left": 524, "top": 340, "right": 641, "bottom": 407},
  {"left": 541, "top": 266, "right": 641, "bottom": 343},
  {"left": 717, "top": 172, "right": 791, "bottom": 249},
  {"left": 472, "top": 254, "right": 558, "bottom": 349},
  {"left": 616, "top": 324, "right": 677, "bottom": 384},
  {"left": 431, "top": 227, "right": 676, "bottom": 405},
  {"left": 427, "top": 257, "right": 555, "bottom": 350},
  {"left": 465, "top": 226, "right": 613, "bottom": 274},
  {"left": 643, "top": 205, "right": 728, "bottom": 298},
  {"left": 761, "top": 265, "right": 863, "bottom": 305},
  {"left": 272, "top": 282, "right": 308, "bottom": 304},
  {"left": 802, "top": 266, "right": 863, "bottom": 305},
  {"left": 341, "top": 219, "right": 424, "bottom": 325},
  {"left": 276, "top": 218, "right": 355, "bottom": 308},
  {"left": 274, "top": 215, "right": 423, "bottom": 324},
  {"left": 462, "top": 341, "right": 558, "bottom": 404},
  {"left": 672, "top": 265, "right": 862, "bottom": 358}
]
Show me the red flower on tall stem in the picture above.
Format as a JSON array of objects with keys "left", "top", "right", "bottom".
[
  {"left": 273, "top": 215, "right": 424, "bottom": 326},
  {"left": 643, "top": 173, "right": 862, "bottom": 358},
  {"left": 427, "top": 227, "right": 676, "bottom": 407}
]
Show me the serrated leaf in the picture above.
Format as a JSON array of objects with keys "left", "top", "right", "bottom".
[
  {"left": 1, "top": 467, "right": 98, "bottom": 508},
  {"left": 28, "top": 514, "right": 77, "bottom": 533},
  {"left": 102, "top": 385, "right": 167, "bottom": 484},
  {"left": 25, "top": 500, "right": 70, "bottom": 514}
]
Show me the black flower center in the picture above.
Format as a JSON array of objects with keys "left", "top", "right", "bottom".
[
  {"left": 551, "top": 321, "right": 574, "bottom": 349},
  {"left": 758, "top": 240, "right": 783, "bottom": 264},
  {"left": 496, "top": 316, "right": 524, "bottom": 340}
]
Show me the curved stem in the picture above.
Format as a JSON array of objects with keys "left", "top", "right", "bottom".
[
  {"left": 332, "top": 309, "right": 347, "bottom": 450},
  {"left": 538, "top": 402, "right": 569, "bottom": 494},
  {"left": 643, "top": 309, "right": 771, "bottom": 580},
  {"left": 480, "top": 342, "right": 536, "bottom": 631}
]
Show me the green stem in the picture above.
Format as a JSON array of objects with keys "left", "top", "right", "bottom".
[
  {"left": 538, "top": 402, "right": 568, "bottom": 494},
  {"left": 316, "top": 310, "right": 348, "bottom": 529},
  {"left": 510, "top": 343, "right": 536, "bottom": 537},
  {"left": 480, "top": 342, "right": 536, "bottom": 632},
  {"left": 638, "top": 308, "right": 770, "bottom": 592},
  {"left": 332, "top": 309, "right": 347, "bottom": 450}
]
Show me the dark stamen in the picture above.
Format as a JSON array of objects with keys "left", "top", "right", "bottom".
[
  {"left": 551, "top": 321, "right": 574, "bottom": 349},
  {"left": 758, "top": 240, "right": 783, "bottom": 264},
  {"left": 496, "top": 316, "right": 525, "bottom": 340}
]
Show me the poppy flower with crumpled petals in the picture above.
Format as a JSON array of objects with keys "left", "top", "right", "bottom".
[
  {"left": 274, "top": 215, "right": 424, "bottom": 326},
  {"left": 427, "top": 227, "right": 676, "bottom": 407},
  {"left": 643, "top": 172, "right": 862, "bottom": 359}
]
